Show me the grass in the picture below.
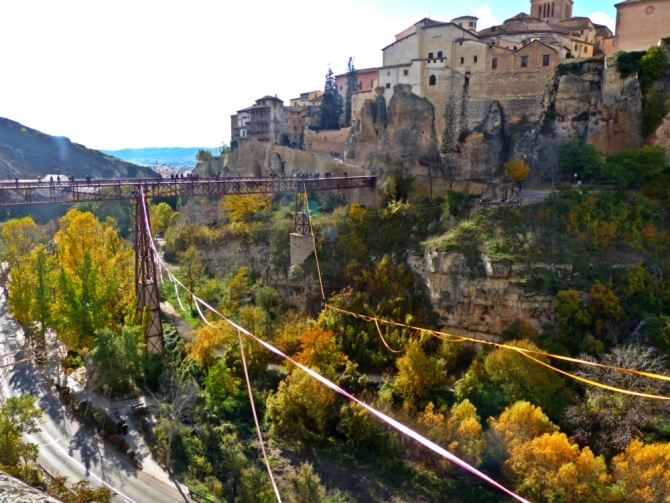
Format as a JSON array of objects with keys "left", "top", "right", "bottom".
[{"left": 159, "top": 279, "right": 200, "bottom": 327}]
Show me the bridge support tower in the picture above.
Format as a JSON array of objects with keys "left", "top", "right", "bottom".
[
  {"left": 290, "top": 192, "right": 313, "bottom": 266},
  {"left": 135, "top": 199, "right": 164, "bottom": 353}
]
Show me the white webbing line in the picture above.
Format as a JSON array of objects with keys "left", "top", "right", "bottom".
[{"left": 139, "top": 190, "right": 529, "bottom": 503}]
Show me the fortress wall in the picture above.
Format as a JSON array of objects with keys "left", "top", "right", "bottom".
[{"left": 303, "top": 128, "right": 351, "bottom": 157}]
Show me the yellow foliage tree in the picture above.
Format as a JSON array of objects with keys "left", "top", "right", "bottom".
[
  {"left": 417, "top": 400, "right": 485, "bottom": 468},
  {"left": 189, "top": 322, "right": 232, "bottom": 369},
  {"left": 504, "top": 159, "right": 531, "bottom": 190},
  {"left": 295, "top": 326, "right": 347, "bottom": 378},
  {"left": 149, "top": 202, "right": 176, "bottom": 236},
  {"left": 613, "top": 440, "right": 670, "bottom": 503},
  {"left": 393, "top": 343, "right": 448, "bottom": 409},
  {"left": 507, "top": 432, "right": 611, "bottom": 502},
  {"left": 220, "top": 194, "right": 272, "bottom": 236}
]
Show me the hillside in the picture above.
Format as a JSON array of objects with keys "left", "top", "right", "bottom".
[
  {"left": 99, "top": 146, "right": 219, "bottom": 168},
  {"left": 0, "top": 117, "right": 158, "bottom": 180}
]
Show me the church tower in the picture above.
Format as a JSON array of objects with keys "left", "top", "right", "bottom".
[{"left": 530, "top": 0, "right": 573, "bottom": 20}]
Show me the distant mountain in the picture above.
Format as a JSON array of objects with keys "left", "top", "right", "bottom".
[
  {"left": 0, "top": 117, "right": 157, "bottom": 180},
  {"left": 100, "top": 147, "right": 220, "bottom": 168}
]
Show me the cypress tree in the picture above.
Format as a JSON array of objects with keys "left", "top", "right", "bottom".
[
  {"left": 320, "top": 67, "right": 343, "bottom": 130},
  {"left": 344, "top": 57, "right": 357, "bottom": 126}
]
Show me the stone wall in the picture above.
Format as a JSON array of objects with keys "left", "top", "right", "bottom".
[{"left": 303, "top": 128, "right": 351, "bottom": 157}]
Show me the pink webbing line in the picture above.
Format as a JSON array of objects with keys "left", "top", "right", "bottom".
[
  {"left": 237, "top": 327, "right": 283, "bottom": 502},
  {"left": 171, "top": 275, "right": 186, "bottom": 312},
  {"left": 139, "top": 191, "right": 282, "bottom": 503},
  {"left": 139, "top": 191, "right": 529, "bottom": 503}
]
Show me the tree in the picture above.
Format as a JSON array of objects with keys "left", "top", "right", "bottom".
[
  {"left": 284, "top": 462, "right": 327, "bottom": 503},
  {"left": 30, "top": 245, "right": 53, "bottom": 347},
  {"left": 0, "top": 394, "right": 42, "bottom": 469},
  {"left": 344, "top": 57, "right": 357, "bottom": 127},
  {"left": 178, "top": 245, "right": 204, "bottom": 309},
  {"left": 503, "top": 159, "right": 530, "bottom": 190},
  {"left": 265, "top": 368, "right": 335, "bottom": 441},
  {"left": 484, "top": 339, "right": 569, "bottom": 419},
  {"left": 487, "top": 401, "right": 559, "bottom": 463},
  {"left": 203, "top": 361, "right": 242, "bottom": 415},
  {"left": 295, "top": 326, "right": 346, "bottom": 378},
  {"left": 506, "top": 432, "right": 611, "bottom": 502},
  {"left": 603, "top": 146, "right": 667, "bottom": 190},
  {"left": 48, "top": 476, "right": 115, "bottom": 503},
  {"left": 566, "top": 346, "right": 670, "bottom": 453},
  {"left": 613, "top": 439, "right": 670, "bottom": 503},
  {"left": 149, "top": 202, "right": 176, "bottom": 236},
  {"left": 393, "top": 343, "right": 448, "bottom": 409},
  {"left": 557, "top": 140, "right": 604, "bottom": 181},
  {"left": 86, "top": 327, "right": 144, "bottom": 395},
  {"left": 196, "top": 149, "right": 213, "bottom": 162},
  {"left": 189, "top": 322, "right": 230, "bottom": 369},
  {"left": 417, "top": 400, "right": 485, "bottom": 468},
  {"left": 320, "top": 67, "right": 343, "bottom": 130}
]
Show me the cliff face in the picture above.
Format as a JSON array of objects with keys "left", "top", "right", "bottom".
[
  {"left": 346, "top": 58, "right": 647, "bottom": 186},
  {"left": 407, "top": 249, "right": 565, "bottom": 339},
  {"left": 0, "top": 471, "right": 61, "bottom": 503},
  {"left": 0, "top": 117, "right": 157, "bottom": 180}
]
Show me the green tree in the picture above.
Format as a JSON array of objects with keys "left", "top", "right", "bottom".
[
  {"left": 393, "top": 343, "right": 448, "bottom": 410},
  {"left": 30, "top": 245, "right": 53, "bottom": 346},
  {"left": 178, "top": 245, "right": 204, "bottom": 309},
  {"left": 285, "top": 462, "right": 327, "bottom": 503},
  {"left": 203, "top": 362, "right": 242, "bottom": 415},
  {"left": 344, "top": 57, "right": 357, "bottom": 127},
  {"left": 603, "top": 146, "right": 667, "bottom": 190},
  {"left": 196, "top": 149, "right": 213, "bottom": 162},
  {"left": 558, "top": 140, "right": 604, "bottom": 181},
  {"left": 149, "top": 202, "right": 176, "bottom": 236},
  {"left": 504, "top": 159, "right": 531, "bottom": 190},
  {"left": 639, "top": 46, "right": 668, "bottom": 91},
  {"left": 320, "top": 67, "right": 343, "bottom": 130},
  {"left": 0, "top": 394, "right": 42, "bottom": 469}
]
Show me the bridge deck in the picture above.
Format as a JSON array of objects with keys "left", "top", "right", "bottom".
[{"left": 0, "top": 175, "right": 376, "bottom": 206}]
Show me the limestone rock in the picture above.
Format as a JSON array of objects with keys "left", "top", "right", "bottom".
[
  {"left": 652, "top": 111, "right": 670, "bottom": 164},
  {"left": 0, "top": 470, "right": 61, "bottom": 503},
  {"left": 408, "top": 249, "right": 558, "bottom": 337}
]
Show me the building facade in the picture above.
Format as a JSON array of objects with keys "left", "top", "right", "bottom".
[{"left": 613, "top": 0, "right": 670, "bottom": 52}]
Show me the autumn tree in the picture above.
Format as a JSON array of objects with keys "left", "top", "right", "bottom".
[
  {"left": 149, "top": 202, "right": 177, "bottom": 236},
  {"left": 417, "top": 400, "right": 485, "bottom": 468},
  {"left": 295, "top": 326, "right": 347, "bottom": 378},
  {"left": 506, "top": 432, "right": 611, "bottom": 502},
  {"left": 393, "top": 342, "right": 448, "bottom": 410},
  {"left": 487, "top": 401, "right": 559, "bottom": 465},
  {"left": 220, "top": 194, "right": 272, "bottom": 237},
  {"left": 189, "top": 322, "right": 229, "bottom": 369},
  {"left": 566, "top": 346, "right": 670, "bottom": 453},
  {"left": 48, "top": 476, "right": 115, "bottom": 503},
  {"left": 613, "top": 439, "right": 670, "bottom": 503},
  {"left": 503, "top": 159, "right": 530, "bottom": 190},
  {"left": 30, "top": 245, "right": 53, "bottom": 347}
]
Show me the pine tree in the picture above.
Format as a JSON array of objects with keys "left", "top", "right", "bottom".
[
  {"left": 320, "top": 67, "right": 343, "bottom": 130},
  {"left": 344, "top": 57, "right": 357, "bottom": 127}
]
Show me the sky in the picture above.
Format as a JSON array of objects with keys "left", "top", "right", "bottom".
[{"left": 0, "top": 0, "right": 616, "bottom": 150}]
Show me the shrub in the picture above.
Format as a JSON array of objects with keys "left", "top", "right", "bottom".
[
  {"left": 639, "top": 46, "right": 668, "bottom": 91},
  {"left": 613, "top": 50, "right": 645, "bottom": 78}
]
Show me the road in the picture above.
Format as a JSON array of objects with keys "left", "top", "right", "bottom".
[{"left": 0, "top": 299, "right": 189, "bottom": 503}]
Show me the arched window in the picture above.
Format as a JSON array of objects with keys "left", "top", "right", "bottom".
[{"left": 429, "top": 75, "right": 436, "bottom": 86}]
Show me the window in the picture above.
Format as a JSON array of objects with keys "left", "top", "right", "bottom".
[
  {"left": 385, "top": 83, "right": 391, "bottom": 89},
  {"left": 492, "top": 57, "right": 498, "bottom": 69},
  {"left": 429, "top": 75, "right": 436, "bottom": 85},
  {"left": 339, "top": 86, "right": 342, "bottom": 90},
  {"left": 460, "top": 57, "right": 464, "bottom": 64},
  {"left": 403, "top": 69, "right": 408, "bottom": 76},
  {"left": 428, "top": 52, "right": 433, "bottom": 59},
  {"left": 542, "top": 54, "right": 550, "bottom": 66},
  {"left": 469, "top": 21, "right": 474, "bottom": 27},
  {"left": 584, "top": 46, "right": 589, "bottom": 54},
  {"left": 437, "top": 51, "right": 443, "bottom": 58},
  {"left": 458, "top": 22, "right": 462, "bottom": 27},
  {"left": 371, "top": 79, "right": 374, "bottom": 87},
  {"left": 491, "top": 26, "right": 496, "bottom": 32},
  {"left": 521, "top": 55, "right": 529, "bottom": 67},
  {"left": 474, "top": 55, "right": 478, "bottom": 63}
]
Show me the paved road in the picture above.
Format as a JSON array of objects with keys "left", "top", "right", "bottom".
[{"left": 0, "top": 301, "right": 189, "bottom": 503}]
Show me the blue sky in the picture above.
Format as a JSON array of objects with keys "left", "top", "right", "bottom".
[{"left": 0, "top": 0, "right": 617, "bottom": 150}]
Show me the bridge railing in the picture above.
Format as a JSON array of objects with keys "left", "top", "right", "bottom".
[{"left": 0, "top": 175, "right": 377, "bottom": 206}]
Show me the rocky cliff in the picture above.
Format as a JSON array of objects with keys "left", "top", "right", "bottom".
[
  {"left": 407, "top": 249, "right": 567, "bottom": 339},
  {"left": 346, "top": 55, "right": 653, "bottom": 187},
  {"left": 0, "top": 117, "right": 157, "bottom": 180}
]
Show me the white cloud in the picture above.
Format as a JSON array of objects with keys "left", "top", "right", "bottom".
[
  {"left": 472, "top": 4, "right": 500, "bottom": 30},
  {"left": 587, "top": 11, "right": 615, "bottom": 31}
]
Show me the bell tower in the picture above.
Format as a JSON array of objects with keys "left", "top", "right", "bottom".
[{"left": 530, "top": 0, "right": 573, "bottom": 20}]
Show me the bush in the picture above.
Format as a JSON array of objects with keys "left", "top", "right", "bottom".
[
  {"left": 639, "top": 46, "right": 668, "bottom": 91},
  {"left": 557, "top": 140, "right": 604, "bottom": 180},
  {"left": 613, "top": 50, "right": 645, "bottom": 78},
  {"left": 603, "top": 146, "right": 667, "bottom": 189}
]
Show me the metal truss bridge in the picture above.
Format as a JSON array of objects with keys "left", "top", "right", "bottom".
[
  {"left": 0, "top": 175, "right": 376, "bottom": 206},
  {"left": 0, "top": 174, "right": 377, "bottom": 352}
]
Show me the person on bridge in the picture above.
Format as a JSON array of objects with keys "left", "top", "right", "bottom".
[{"left": 86, "top": 175, "right": 91, "bottom": 184}]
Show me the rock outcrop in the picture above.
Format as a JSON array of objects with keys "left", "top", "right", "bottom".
[
  {"left": 0, "top": 117, "right": 157, "bottom": 180},
  {"left": 0, "top": 470, "right": 61, "bottom": 503},
  {"left": 408, "top": 249, "right": 566, "bottom": 338}
]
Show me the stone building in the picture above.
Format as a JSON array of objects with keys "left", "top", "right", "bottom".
[
  {"left": 613, "top": 0, "right": 670, "bottom": 52},
  {"left": 243, "top": 95, "right": 286, "bottom": 145},
  {"left": 284, "top": 106, "right": 304, "bottom": 147},
  {"left": 289, "top": 90, "right": 323, "bottom": 107}
]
